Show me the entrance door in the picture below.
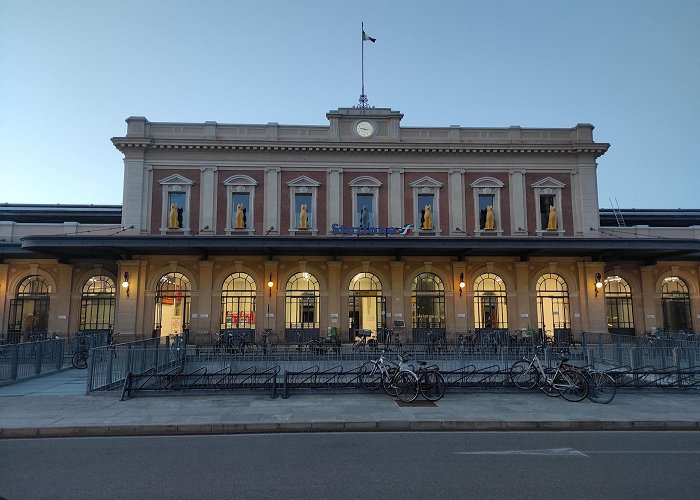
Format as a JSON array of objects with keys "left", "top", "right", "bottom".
[{"left": 348, "top": 294, "right": 385, "bottom": 340}]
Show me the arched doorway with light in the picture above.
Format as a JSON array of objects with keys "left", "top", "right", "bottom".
[
  {"left": 220, "top": 272, "right": 256, "bottom": 341},
  {"left": 8, "top": 275, "right": 50, "bottom": 343},
  {"left": 536, "top": 273, "right": 570, "bottom": 344},
  {"left": 79, "top": 275, "right": 116, "bottom": 332},
  {"left": 473, "top": 273, "right": 508, "bottom": 330},
  {"left": 605, "top": 275, "right": 634, "bottom": 335},
  {"left": 285, "top": 272, "right": 320, "bottom": 342},
  {"left": 348, "top": 272, "right": 385, "bottom": 342},
  {"left": 661, "top": 276, "right": 692, "bottom": 332},
  {"left": 154, "top": 272, "right": 191, "bottom": 337},
  {"left": 411, "top": 272, "right": 446, "bottom": 342}
]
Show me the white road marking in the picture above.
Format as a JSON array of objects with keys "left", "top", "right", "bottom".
[{"left": 454, "top": 448, "right": 588, "bottom": 457}]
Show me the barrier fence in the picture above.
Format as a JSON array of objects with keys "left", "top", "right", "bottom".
[
  {"left": 0, "top": 332, "right": 109, "bottom": 385},
  {"left": 88, "top": 334, "right": 700, "bottom": 397}
]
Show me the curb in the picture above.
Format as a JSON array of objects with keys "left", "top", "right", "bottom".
[{"left": 1, "top": 420, "right": 699, "bottom": 438}]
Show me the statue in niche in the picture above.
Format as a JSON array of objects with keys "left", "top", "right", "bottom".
[
  {"left": 485, "top": 205, "right": 495, "bottom": 230},
  {"left": 546, "top": 205, "right": 558, "bottom": 230},
  {"left": 168, "top": 202, "right": 180, "bottom": 229},
  {"left": 299, "top": 203, "right": 309, "bottom": 230},
  {"left": 421, "top": 204, "right": 433, "bottom": 230},
  {"left": 234, "top": 203, "right": 247, "bottom": 229},
  {"left": 359, "top": 206, "right": 369, "bottom": 228}
]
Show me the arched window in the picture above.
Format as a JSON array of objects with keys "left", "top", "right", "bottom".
[
  {"left": 473, "top": 273, "right": 508, "bottom": 329},
  {"left": 411, "top": 272, "right": 445, "bottom": 341},
  {"left": 604, "top": 276, "right": 634, "bottom": 335},
  {"left": 348, "top": 272, "right": 385, "bottom": 340},
  {"left": 80, "top": 276, "right": 115, "bottom": 331},
  {"left": 661, "top": 277, "right": 691, "bottom": 331},
  {"left": 155, "top": 272, "right": 191, "bottom": 336},
  {"left": 285, "top": 272, "right": 320, "bottom": 341},
  {"left": 221, "top": 273, "right": 256, "bottom": 330},
  {"left": 536, "top": 273, "right": 570, "bottom": 342},
  {"left": 8, "top": 275, "right": 50, "bottom": 342}
]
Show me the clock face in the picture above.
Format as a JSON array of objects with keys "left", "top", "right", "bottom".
[{"left": 356, "top": 121, "right": 374, "bottom": 138}]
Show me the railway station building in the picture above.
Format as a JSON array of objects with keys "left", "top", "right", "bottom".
[{"left": 1, "top": 106, "right": 699, "bottom": 344}]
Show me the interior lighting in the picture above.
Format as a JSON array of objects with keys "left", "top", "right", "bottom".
[{"left": 459, "top": 272, "right": 465, "bottom": 297}]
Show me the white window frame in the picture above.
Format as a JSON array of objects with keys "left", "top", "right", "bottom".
[
  {"left": 471, "top": 177, "right": 504, "bottom": 236},
  {"left": 349, "top": 176, "right": 382, "bottom": 228},
  {"left": 224, "top": 174, "right": 258, "bottom": 234},
  {"left": 410, "top": 176, "right": 443, "bottom": 235},
  {"left": 159, "top": 174, "right": 194, "bottom": 234},
  {"left": 287, "top": 175, "right": 321, "bottom": 235},
  {"left": 532, "top": 177, "right": 565, "bottom": 236}
]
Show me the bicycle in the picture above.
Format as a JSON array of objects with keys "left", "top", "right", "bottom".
[
  {"left": 218, "top": 331, "right": 260, "bottom": 355},
  {"left": 352, "top": 329, "right": 372, "bottom": 352},
  {"left": 361, "top": 352, "right": 420, "bottom": 402},
  {"left": 425, "top": 330, "right": 445, "bottom": 356},
  {"left": 409, "top": 356, "right": 446, "bottom": 401},
  {"left": 564, "top": 363, "right": 617, "bottom": 404},
  {"left": 71, "top": 336, "right": 90, "bottom": 369},
  {"left": 260, "top": 330, "right": 274, "bottom": 356},
  {"left": 510, "top": 349, "right": 588, "bottom": 402}
]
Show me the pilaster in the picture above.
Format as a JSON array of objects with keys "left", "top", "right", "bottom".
[
  {"left": 449, "top": 170, "right": 465, "bottom": 234},
  {"left": 390, "top": 261, "right": 406, "bottom": 326},
  {"left": 264, "top": 168, "right": 280, "bottom": 235},
  {"left": 509, "top": 170, "right": 527, "bottom": 235},
  {"left": 49, "top": 264, "right": 73, "bottom": 334},
  {"left": 199, "top": 167, "right": 217, "bottom": 235}
]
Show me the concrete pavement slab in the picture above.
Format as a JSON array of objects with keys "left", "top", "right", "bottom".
[{"left": 0, "top": 368, "right": 699, "bottom": 437}]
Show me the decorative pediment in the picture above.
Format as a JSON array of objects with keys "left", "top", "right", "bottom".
[
  {"left": 223, "top": 174, "right": 258, "bottom": 186},
  {"left": 531, "top": 177, "right": 565, "bottom": 189},
  {"left": 349, "top": 176, "right": 382, "bottom": 187},
  {"left": 287, "top": 175, "right": 321, "bottom": 187},
  {"left": 159, "top": 174, "right": 194, "bottom": 186},
  {"left": 409, "top": 176, "right": 443, "bottom": 188},
  {"left": 471, "top": 176, "right": 504, "bottom": 188}
]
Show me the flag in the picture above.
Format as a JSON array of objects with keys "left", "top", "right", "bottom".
[{"left": 362, "top": 30, "right": 376, "bottom": 43}]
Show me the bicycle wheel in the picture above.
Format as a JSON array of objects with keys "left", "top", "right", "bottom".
[
  {"left": 419, "top": 370, "right": 446, "bottom": 401},
  {"left": 557, "top": 369, "right": 588, "bottom": 402},
  {"left": 382, "top": 367, "right": 400, "bottom": 397},
  {"left": 362, "top": 362, "right": 383, "bottom": 391},
  {"left": 510, "top": 360, "right": 539, "bottom": 389},
  {"left": 396, "top": 371, "right": 420, "bottom": 403},
  {"left": 587, "top": 372, "right": 616, "bottom": 404},
  {"left": 72, "top": 350, "right": 88, "bottom": 369}
]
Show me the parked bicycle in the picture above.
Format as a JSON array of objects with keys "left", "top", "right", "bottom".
[
  {"left": 510, "top": 349, "right": 588, "bottom": 402},
  {"left": 217, "top": 330, "right": 259, "bottom": 354},
  {"left": 361, "top": 352, "right": 420, "bottom": 402},
  {"left": 425, "top": 330, "right": 445, "bottom": 355},
  {"left": 71, "top": 336, "right": 90, "bottom": 369},
  {"left": 408, "top": 356, "right": 446, "bottom": 401},
  {"left": 352, "top": 329, "right": 373, "bottom": 352},
  {"left": 563, "top": 363, "right": 617, "bottom": 404}
]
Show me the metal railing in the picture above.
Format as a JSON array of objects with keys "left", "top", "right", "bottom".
[
  {"left": 0, "top": 332, "right": 109, "bottom": 386},
  {"left": 85, "top": 334, "right": 700, "bottom": 396}
]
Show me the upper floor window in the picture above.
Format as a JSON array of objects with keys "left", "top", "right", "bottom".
[
  {"left": 159, "top": 174, "right": 194, "bottom": 234},
  {"left": 410, "top": 177, "right": 443, "bottom": 234},
  {"left": 471, "top": 177, "right": 504, "bottom": 235},
  {"left": 224, "top": 175, "right": 258, "bottom": 234},
  {"left": 349, "top": 176, "right": 382, "bottom": 229},
  {"left": 532, "top": 177, "right": 565, "bottom": 234},
  {"left": 287, "top": 175, "right": 320, "bottom": 234}
]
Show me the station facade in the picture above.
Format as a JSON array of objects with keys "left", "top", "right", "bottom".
[{"left": 1, "top": 107, "right": 699, "bottom": 343}]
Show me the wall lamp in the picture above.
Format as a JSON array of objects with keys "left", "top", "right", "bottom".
[
  {"left": 122, "top": 272, "right": 130, "bottom": 297},
  {"left": 267, "top": 273, "right": 274, "bottom": 297},
  {"left": 459, "top": 272, "right": 465, "bottom": 297},
  {"left": 594, "top": 273, "right": 603, "bottom": 297}
]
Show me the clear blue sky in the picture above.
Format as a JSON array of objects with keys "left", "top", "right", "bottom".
[{"left": 1, "top": 0, "right": 698, "bottom": 208}]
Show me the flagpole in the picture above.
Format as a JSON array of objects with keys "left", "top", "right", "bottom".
[{"left": 359, "top": 22, "right": 368, "bottom": 108}]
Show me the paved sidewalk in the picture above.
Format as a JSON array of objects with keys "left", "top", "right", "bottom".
[{"left": 1, "top": 370, "right": 699, "bottom": 438}]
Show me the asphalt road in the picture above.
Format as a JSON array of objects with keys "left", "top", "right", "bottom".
[{"left": 2, "top": 431, "right": 699, "bottom": 499}]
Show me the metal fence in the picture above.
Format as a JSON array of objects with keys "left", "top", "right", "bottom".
[
  {"left": 88, "top": 334, "right": 700, "bottom": 397},
  {"left": 0, "top": 332, "right": 109, "bottom": 386}
]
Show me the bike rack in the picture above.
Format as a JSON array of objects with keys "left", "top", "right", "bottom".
[{"left": 282, "top": 364, "right": 367, "bottom": 398}]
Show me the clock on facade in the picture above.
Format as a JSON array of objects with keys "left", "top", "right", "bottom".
[{"left": 356, "top": 120, "right": 375, "bottom": 138}]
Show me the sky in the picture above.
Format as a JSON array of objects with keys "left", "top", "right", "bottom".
[{"left": 1, "top": 0, "right": 698, "bottom": 209}]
